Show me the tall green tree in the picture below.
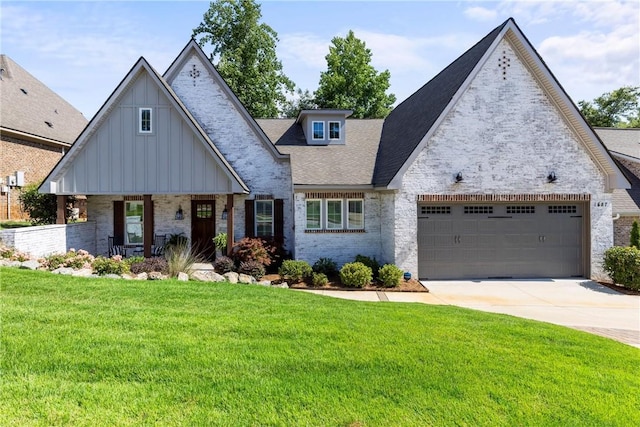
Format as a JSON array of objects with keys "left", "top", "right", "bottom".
[
  {"left": 578, "top": 86, "right": 640, "bottom": 128},
  {"left": 193, "top": 0, "right": 294, "bottom": 118},
  {"left": 315, "top": 31, "right": 396, "bottom": 119},
  {"left": 281, "top": 88, "right": 317, "bottom": 118}
]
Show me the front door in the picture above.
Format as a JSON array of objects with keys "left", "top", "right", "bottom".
[{"left": 191, "top": 200, "right": 216, "bottom": 261}]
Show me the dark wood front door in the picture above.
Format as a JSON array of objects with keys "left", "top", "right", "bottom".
[{"left": 191, "top": 200, "right": 216, "bottom": 261}]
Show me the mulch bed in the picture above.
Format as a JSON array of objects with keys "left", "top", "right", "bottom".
[
  {"left": 263, "top": 274, "right": 428, "bottom": 292},
  {"left": 597, "top": 281, "right": 640, "bottom": 296}
]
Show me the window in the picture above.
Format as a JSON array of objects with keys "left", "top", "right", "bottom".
[
  {"left": 326, "top": 199, "right": 343, "bottom": 229},
  {"left": 125, "top": 201, "right": 143, "bottom": 245},
  {"left": 306, "top": 200, "right": 322, "bottom": 230},
  {"left": 329, "top": 121, "right": 340, "bottom": 139},
  {"left": 347, "top": 199, "right": 364, "bottom": 229},
  {"left": 139, "top": 108, "right": 152, "bottom": 133},
  {"left": 255, "top": 200, "right": 273, "bottom": 237},
  {"left": 196, "top": 203, "right": 213, "bottom": 219},
  {"left": 312, "top": 121, "right": 324, "bottom": 139}
]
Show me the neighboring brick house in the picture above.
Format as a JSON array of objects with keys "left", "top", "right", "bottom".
[
  {"left": 595, "top": 128, "right": 640, "bottom": 246},
  {"left": 0, "top": 54, "right": 87, "bottom": 220},
  {"left": 41, "top": 18, "right": 628, "bottom": 279}
]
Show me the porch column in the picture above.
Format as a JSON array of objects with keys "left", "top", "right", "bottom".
[
  {"left": 143, "top": 195, "right": 153, "bottom": 258},
  {"left": 56, "top": 195, "right": 67, "bottom": 224},
  {"left": 226, "top": 194, "right": 234, "bottom": 256}
]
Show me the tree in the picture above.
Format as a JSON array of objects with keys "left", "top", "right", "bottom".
[
  {"left": 315, "top": 30, "right": 396, "bottom": 119},
  {"left": 578, "top": 86, "right": 640, "bottom": 128},
  {"left": 192, "top": 0, "right": 294, "bottom": 118},
  {"left": 18, "top": 183, "right": 75, "bottom": 225},
  {"left": 281, "top": 88, "right": 317, "bottom": 118}
]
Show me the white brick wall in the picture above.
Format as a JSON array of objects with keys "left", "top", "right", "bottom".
[
  {"left": 0, "top": 221, "right": 96, "bottom": 258},
  {"left": 293, "top": 192, "right": 383, "bottom": 267},
  {"left": 169, "top": 54, "right": 294, "bottom": 250},
  {"left": 393, "top": 39, "right": 612, "bottom": 279}
]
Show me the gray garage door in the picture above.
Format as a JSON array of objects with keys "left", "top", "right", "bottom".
[{"left": 417, "top": 203, "right": 584, "bottom": 279}]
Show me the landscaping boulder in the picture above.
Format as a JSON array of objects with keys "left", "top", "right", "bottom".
[
  {"left": 136, "top": 272, "right": 148, "bottom": 280},
  {"left": 224, "top": 272, "right": 239, "bottom": 284},
  {"left": 177, "top": 272, "right": 189, "bottom": 281},
  {"left": 238, "top": 273, "right": 254, "bottom": 284},
  {"left": 0, "top": 260, "right": 22, "bottom": 268},
  {"left": 19, "top": 260, "right": 41, "bottom": 270},
  {"left": 148, "top": 272, "right": 166, "bottom": 280},
  {"left": 257, "top": 280, "right": 272, "bottom": 286},
  {"left": 191, "top": 270, "right": 225, "bottom": 282},
  {"left": 72, "top": 268, "right": 94, "bottom": 277},
  {"left": 51, "top": 267, "right": 75, "bottom": 275}
]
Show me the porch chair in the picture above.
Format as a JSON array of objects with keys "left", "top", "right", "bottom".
[
  {"left": 108, "top": 236, "right": 126, "bottom": 257},
  {"left": 153, "top": 234, "right": 167, "bottom": 256}
]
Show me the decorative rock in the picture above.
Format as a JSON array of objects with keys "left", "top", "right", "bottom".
[
  {"left": 224, "top": 272, "right": 239, "bottom": 284},
  {"left": 257, "top": 280, "right": 271, "bottom": 286},
  {"left": 177, "top": 272, "right": 189, "bottom": 281},
  {"left": 72, "top": 268, "right": 94, "bottom": 277},
  {"left": 136, "top": 272, "right": 148, "bottom": 280},
  {"left": 191, "top": 270, "right": 225, "bottom": 282},
  {"left": 2, "top": 260, "right": 23, "bottom": 268},
  {"left": 121, "top": 273, "right": 135, "bottom": 280},
  {"left": 274, "top": 282, "right": 289, "bottom": 289},
  {"left": 52, "top": 267, "right": 75, "bottom": 275},
  {"left": 148, "top": 271, "right": 165, "bottom": 280},
  {"left": 19, "top": 260, "right": 41, "bottom": 270},
  {"left": 238, "top": 273, "right": 254, "bottom": 284}
]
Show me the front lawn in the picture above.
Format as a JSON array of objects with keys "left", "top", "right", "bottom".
[{"left": 1, "top": 268, "right": 639, "bottom": 426}]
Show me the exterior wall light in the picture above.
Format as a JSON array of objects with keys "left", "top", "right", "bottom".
[
  {"left": 175, "top": 205, "right": 184, "bottom": 220},
  {"left": 547, "top": 172, "right": 557, "bottom": 183},
  {"left": 455, "top": 172, "right": 463, "bottom": 183},
  {"left": 221, "top": 205, "right": 228, "bottom": 220}
]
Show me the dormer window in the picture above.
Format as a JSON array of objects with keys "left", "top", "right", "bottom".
[
  {"left": 139, "top": 108, "right": 152, "bottom": 133},
  {"left": 312, "top": 121, "right": 324, "bottom": 140},
  {"left": 329, "top": 121, "right": 340, "bottom": 140}
]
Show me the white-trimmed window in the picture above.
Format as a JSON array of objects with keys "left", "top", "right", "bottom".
[
  {"left": 329, "top": 121, "right": 341, "bottom": 140},
  {"left": 326, "top": 199, "right": 343, "bottom": 229},
  {"left": 312, "top": 121, "right": 324, "bottom": 140},
  {"left": 125, "top": 201, "right": 143, "bottom": 245},
  {"left": 255, "top": 200, "right": 274, "bottom": 237},
  {"left": 139, "top": 108, "right": 152, "bottom": 133},
  {"left": 347, "top": 199, "right": 364, "bottom": 229},
  {"left": 306, "top": 199, "right": 322, "bottom": 230}
]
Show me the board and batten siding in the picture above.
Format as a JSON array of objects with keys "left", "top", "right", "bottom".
[{"left": 52, "top": 70, "right": 234, "bottom": 195}]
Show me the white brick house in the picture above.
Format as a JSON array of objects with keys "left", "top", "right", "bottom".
[{"left": 41, "top": 18, "right": 628, "bottom": 280}]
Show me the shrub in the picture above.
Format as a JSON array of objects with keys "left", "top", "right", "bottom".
[
  {"left": 19, "top": 183, "right": 76, "bottom": 225},
  {"left": 130, "top": 257, "right": 169, "bottom": 275},
  {"left": 238, "top": 260, "right": 266, "bottom": 280},
  {"left": 213, "top": 256, "right": 235, "bottom": 274},
  {"left": 92, "top": 256, "right": 127, "bottom": 276},
  {"left": 279, "top": 260, "right": 312, "bottom": 282},
  {"left": 213, "top": 232, "right": 228, "bottom": 254},
  {"left": 354, "top": 255, "right": 380, "bottom": 278},
  {"left": 232, "top": 238, "right": 275, "bottom": 266},
  {"left": 339, "top": 262, "right": 372, "bottom": 288},
  {"left": 603, "top": 246, "right": 640, "bottom": 290},
  {"left": 165, "top": 242, "right": 202, "bottom": 278},
  {"left": 42, "top": 249, "right": 94, "bottom": 270},
  {"left": 166, "top": 233, "right": 189, "bottom": 252},
  {"left": 313, "top": 257, "right": 338, "bottom": 276},
  {"left": 43, "top": 253, "right": 68, "bottom": 270},
  {"left": 378, "top": 264, "right": 403, "bottom": 288},
  {"left": 631, "top": 220, "right": 639, "bottom": 249},
  {"left": 311, "top": 272, "right": 328, "bottom": 287}
]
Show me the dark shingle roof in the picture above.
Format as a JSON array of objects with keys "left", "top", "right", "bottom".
[
  {"left": 257, "top": 119, "right": 384, "bottom": 186},
  {"left": 372, "top": 19, "right": 509, "bottom": 187},
  {"left": 0, "top": 54, "right": 87, "bottom": 144}
]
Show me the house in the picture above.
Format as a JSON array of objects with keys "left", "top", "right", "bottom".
[
  {"left": 595, "top": 128, "right": 640, "bottom": 246},
  {"left": 40, "top": 18, "right": 628, "bottom": 279},
  {"left": 0, "top": 55, "right": 88, "bottom": 220}
]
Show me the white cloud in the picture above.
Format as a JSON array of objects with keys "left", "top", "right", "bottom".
[{"left": 464, "top": 6, "right": 498, "bottom": 22}]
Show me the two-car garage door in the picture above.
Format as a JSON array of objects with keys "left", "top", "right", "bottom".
[{"left": 417, "top": 203, "right": 585, "bottom": 279}]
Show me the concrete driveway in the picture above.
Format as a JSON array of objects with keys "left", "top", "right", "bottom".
[{"left": 302, "top": 279, "right": 640, "bottom": 348}]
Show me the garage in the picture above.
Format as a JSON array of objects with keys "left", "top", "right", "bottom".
[{"left": 417, "top": 203, "right": 586, "bottom": 280}]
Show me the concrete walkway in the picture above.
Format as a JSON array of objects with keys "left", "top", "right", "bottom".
[{"left": 301, "top": 279, "right": 640, "bottom": 348}]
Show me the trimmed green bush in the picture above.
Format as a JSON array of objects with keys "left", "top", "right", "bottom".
[
  {"left": 378, "top": 264, "right": 403, "bottom": 288},
  {"left": 279, "top": 260, "right": 312, "bottom": 282},
  {"left": 311, "top": 272, "right": 328, "bottom": 287},
  {"left": 340, "top": 262, "right": 372, "bottom": 288},
  {"left": 238, "top": 260, "right": 266, "bottom": 280},
  {"left": 313, "top": 257, "right": 337, "bottom": 276},
  {"left": 354, "top": 254, "right": 380, "bottom": 278},
  {"left": 130, "top": 257, "right": 168, "bottom": 275},
  {"left": 92, "top": 256, "right": 128, "bottom": 276},
  {"left": 603, "top": 246, "right": 640, "bottom": 290}
]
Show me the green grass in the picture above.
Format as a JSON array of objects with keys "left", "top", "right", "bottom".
[
  {"left": 0, "top": 220, "right": 32, "bottom": 229},
  {"left": 1, "top": 268, "right": 639, "bottom": 426}
]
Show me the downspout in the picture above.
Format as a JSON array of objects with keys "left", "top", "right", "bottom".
[{"left": 612, "top": 213, "right": 620, "bottom": 221}]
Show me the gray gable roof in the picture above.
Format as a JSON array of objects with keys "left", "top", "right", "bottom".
[
  {"left": 0, "top": 54, "right": 87, "bottom": 145},
  {"left": 595, "top": 127, "right": 639, "bottom": 160},
  {"left": 372, "top": 20, "right": 508, "bottom": 187},
  {"left": 258, "top": 119, "right": 383, "bottom": 186}
]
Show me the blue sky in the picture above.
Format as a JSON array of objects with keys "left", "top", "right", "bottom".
[{"left": 1, "top": 0, "right": 638, "bottom": 118}]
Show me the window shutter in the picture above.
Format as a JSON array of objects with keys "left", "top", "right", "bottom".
[
  {"left": 274, "top": 199, "right": 284, "bottom": 240},
  {"left": 245, "top": 199, "right": 255, "bottom": 238},
  {"left": 113, "top": 200, "right": 124, "bottom": 245}
]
